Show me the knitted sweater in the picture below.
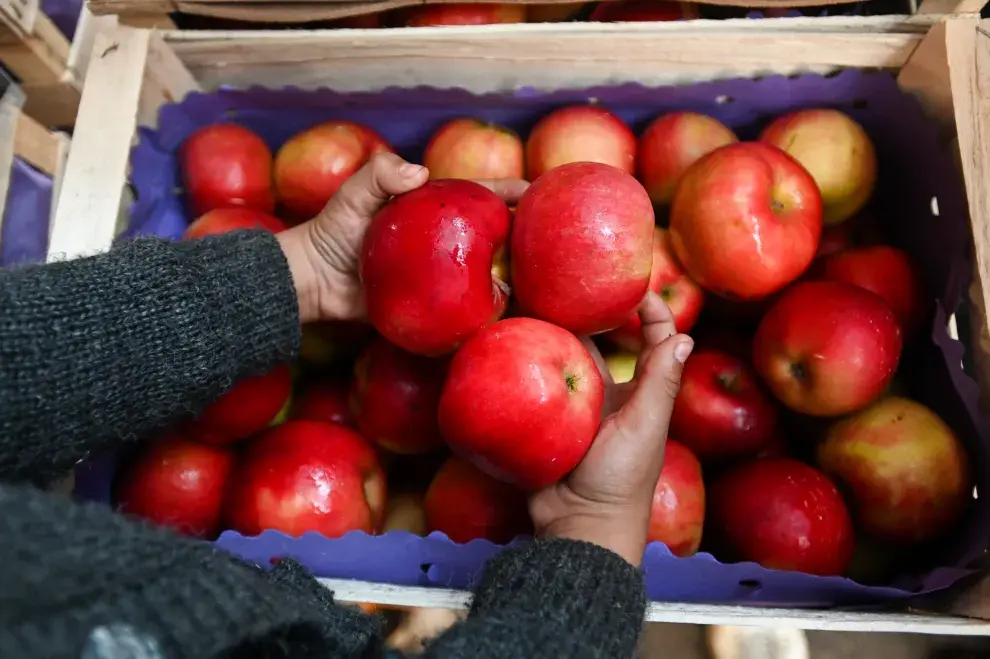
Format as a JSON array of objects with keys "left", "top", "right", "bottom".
[{"left": 0, "top": 231, "right": 647, "bottom": 659}]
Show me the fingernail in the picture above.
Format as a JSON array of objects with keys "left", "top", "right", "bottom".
[
  {"left": 400, "top": 163, "right": 426, "bottom": 178},
  {"left": 674, "top": 339, "right": 694, "bottom": 364}
]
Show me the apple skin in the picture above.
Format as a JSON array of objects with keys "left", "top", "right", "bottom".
[
  {"left": 589, "top": 0, "right": 699, "bottom": 21},
  {"left": 184, "top": 208, "right": 288, "bottom": 239},
  {"left": 817, "top": 396, "right": 972, "bottom": 544},
  {"left": 225, "top": 420, "right": 386, "bottom": 537},
  {"left": 362, "top": 179, "right": 512, "bottom": 356},
  {"left": 512, "top": 162, "right": 655, "bottom": 335},
  {"left": 649, "top": 439, "right": 705, "bottom": 557},
  {"left": 526, "top": 2, "right": 586, "bottom": 21},
  {"left": 753, "top": 281, "right": 902, "bottom": 417},
  {"left": 525, "top": 106, "right": 637, "bottom": 180},
  {"left": 116, "top": 435, "right": 234, "bottom": 539},
  {"left": 821, "top": 245, "right": 925, "bottom": 337},
  {"left": 331, "top": 13, "right": 381, "bottom": 28},
  {"left": 439, "top": 317, "right": 604, "bottom": 490},
  {"left": 293, "top": 379, "right": 353, "bottom": 427},
  {"left": 193, "top": 364, "right": 294, "bottom": 444},
  {"left": 298, "top": 321, "right": 374, "bottom": 369},
  {"left": 274, "top": 121, "right": 393, "bottom": 220},
  {"left": 670, "top": 349, "right": 779, "bottom": 461},
  {"left": 637, "top": 112, "right": 738, "bottom": 206},
  {"left": 180, "top": 124, "right": 275, "bottom": 217},
  {"left": 382, "top": 492, "right": 429, "bottom": 535},
  {"left": 605, "top": 352, "right": 637, "bottom": 384},
  {"left": 424, "top": 119, "right": 524, "bottom": 181},
  {"left": 606, "top": 227, "right": 704, "bottom": 350},
  {"left": 349, "top": 337, "right": 448, "bottom": 454},
  {"left": 404, "top": 3, "right": 526, "bottom": 26},
  {"left": 669, "top": 142, "right": 822, "bottom": 301},
  {"left": 425, "top": 456, "right": 532, "bottom": 543},
  {"left": 760, "top": 109, "right": 877, "bottom": 226},
  {"left": 707, "top": 458, "right": 855, "bottom": 576}
]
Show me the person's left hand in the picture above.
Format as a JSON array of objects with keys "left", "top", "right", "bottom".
[{"left": 277, "top": 152, "right": 529, "bottom": 323}]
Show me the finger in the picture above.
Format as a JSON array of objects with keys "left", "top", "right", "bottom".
[
  {"left": 580, "top": 337, "right": 614, "bottom": 388},
  {"left": 636, "top": 291, "right": 678, "bottom": 377},
  {"left": 321, "top": 152, "right": 429, "bottom": 222},
  {"left": 473, "top": 178, "right": 530, "bottom": 204}
]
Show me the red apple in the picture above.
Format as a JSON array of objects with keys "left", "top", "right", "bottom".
[
  {"left": 361, "top": 179, "right": 512, "bottom": 356},
  {"left": 606, "top": 227, "right": 703, "bottom": 350},
  {"left": 194, "top": 365, "right": 293, "bottom": 444},
  {"left": 760, "top": 109, "right": 877, "bottom": 226},
  {"left": 817, "top": 396, "right": 971, "bottom": 544},
  {"left": 404, "top": 3, "right": 526, "bottom": 26},
  {"left": 184, "top": 208, "right": 288, "bottom": 239},
  {"left": 708, "top": 458, "right": 855, "bottom": 576},
  {"left": 180, "top": 124, "right": 275, "bottom": 216},
  {"left": 670, "top": 143, "right": 822, "bottom": 300},
  {"left": 527, "top": 2, "right": 586, "bottom": 21},
  {"left": 293, "top": 379, "right": 353, "bottom": 427},
  {"left": 382, "top": 492, "right": 428, "bottom": 535},
  {"left": 525, "top": 106, "right": 636, "bottom": 180},
  {"left": 439, "top": 317, "right": 604, "bottom": 490},
  {"left": 425, "top": 456, "right": 532, "bottom": 543},
  {"left": 298, "top": 321, "right": 374, "bottom": 369},
  {"left": 637, "top": 112, "right": 738, "bottom": 206},
  {"left": 512, "top": 162, "right": 654, "bottom": 335},
  {"left": 670, "top": 349, "right": 779, "bottom": 461},
  {"left": 116, "top": 435, "right": 234, "bottom": 539},
  {"left": 821, "top": 245, "right": 925, "bottom": 336},
  {"left": 424, "top": 119, "right": 524, "bottom": 180},
  {"left": 753, "top": 281, "right": 902, "bottom": 417},
  {"left": 815, "top": 224, "right": 855, "bottom": 260},
  {"left": 350, "top": 337, "right": 447, "bottom": 454},
  {"left": 224, "top": 420, "right": 386, "bottom": 537},
  {"left": 649, "top": 439, "right": 705, "bottom": 557},
  {"left": 589, "top": 0, "right": 699, "bottom": 21},
  {"left": 274, "top": 121, "right": 393, "bottom": 220}
]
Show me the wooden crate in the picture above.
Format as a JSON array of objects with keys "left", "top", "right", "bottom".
[
  {"left": 0, "top": 0, "right": 115, "bottom": 127},
  {"left": 47, "top": 15, "right": 990, "bottom": 631}
]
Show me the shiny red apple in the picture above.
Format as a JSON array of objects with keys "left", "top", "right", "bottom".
[
  {"left": 525, "top": 105, "right": 636, "bottom": 180},
  {"left": 708, "top": 458, "right": 855, "bottom": 576},
  {"left": 180, "top": 123, "right": 275, "bottom": 216},
  {"left": 424, "top": 118, "right": 524, "bottom": 180},
  {"left": 224, "top": 420, "right": 386, "bottom": 537},
  {"left": 361, "top": 179, "right": 512, "bottom": 356},
  {"left": 184, "top": 208, "right": 287, "bottom": 238},
  {"left": 439, "top": 317, "right": 604, "bottom": 490},
  {"left": 512, "top": 162, "right": 654, "bottom": 335},
  {"left": 753, "top": 281, "right": 902, "bottom": 417},
  {"left": 589, "top": 0, "right": 699, "bottom": 21},
  {"left": 293, "top": 379, "right": 353, "bottom": 427},
  {"left": 669, "top": 142, "right": 822, "bottom": 300},
  {"left": 648, "top": 439, "right": 705, "bottom": 557},
  {"left": 192, "top": 365, "right": 293, "bottom": 444},
  {"left": 404, "top": 3, "right": 526, "bottom": 25}
]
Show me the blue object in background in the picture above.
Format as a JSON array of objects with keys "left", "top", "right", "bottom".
[
  {"left": 42, "top": 0, "right": 83, "bottom": 40},
  {"left": 0, "top": 158, "right": 53, "bottom": 267}
]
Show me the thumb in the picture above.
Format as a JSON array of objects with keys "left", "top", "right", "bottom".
[{"left": 320, "top": 152, "right": 428, "bottom": 224}]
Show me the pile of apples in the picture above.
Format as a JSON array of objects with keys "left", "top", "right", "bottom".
[{"left": 116, "top": 100, "right": 974, "bottom": 583}]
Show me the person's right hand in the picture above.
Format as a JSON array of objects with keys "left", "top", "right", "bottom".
[{"left": 529, "top": 292, "right": 694, "bottom": 566}]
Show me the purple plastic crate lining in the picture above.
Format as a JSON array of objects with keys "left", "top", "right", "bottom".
[
  {"left": 77, "top": 70, "right": 988, "bottom": 608},
  {"left": 41, "top": 0, "right": 82, "bottom": 40},
  {"left": 1, "top": 158, "right": 52, "bottom": 267}
]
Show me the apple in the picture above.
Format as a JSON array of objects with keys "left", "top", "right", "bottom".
[
  {"left": 293, "top": 379, "right": 353, "bottom": 427},
  {"left": 116, "top": 435, "right": 234, "bottom": 539},
  {"left": 760, "top": 109, "right": 877, "bottom": 226},
  {"left": 224, "top": 420, "right": 386, "bottom": 537},
  {"left": 692, "top": 328, "right": 752, "bottom": 363},
  {"left": 439, "top": 317, "right": 604, "bottom": 490},
  {"left": 425, "top": 456, "right": 532, "bottom": 543},
  {"left": 817, "top": 396, "right": 972, "bottom": 544},
  {"left": 649, "top": 439, "right": 705, "bottom": 557},
  {"left": 274, "top": 121, "right": 392, "bottom": 220},
  {"left": 404, "top": 3, "right": 526, "bottom": 26},
  {"left": 821, "top": 245, "right": 925, "bottom": 337},
  {"left": 589, "top": 0, "right": 699, "bottom": 21},
  {"left": 191, "top": 365, "right": 293, "bottom": 444},
  {"left": 525, "top": 106, "right": 637, "bottom": 180},
  {"left": 361, "top": 179, "right": 512, "bottom": 356},
  {"left": 512, "top": 162, "right": 654, "bottom": 335},
  {"left": 605, "top": 352, "right": 637, "bottom": 384},
  {"left": 815, "top": 224, "right": 855, "bottom": 260},
  {"left": 670, "top": 348, "right": 779, "bottom": 461},
  {"left": 424, "top": 119, "right": 524, "bottom": 181},
  {"left": 669, "top": 142, "right": 822, "bottom": 300},
  {"left": 527, "top": 2, "right": 586, "bottom": 21},
  {"left": 331, "top": 13, "right": 380, "bottom": 28},
  {"left": 350, "top": 337, "right": 448, "bottom": 454},
  {"left": 180, "top": 124, "right": 275, "bottom": 217},
  {"left": 606, "top": 227, "right": 704, "bottom": 350},
  {"left": 184, "top": 208, "right": 287, "bottom": 239},
  {"left": 753, "top": 281, "right": 902, "bottom": 417},
  {"left": 298, "top": 321, "right": 374, "bottom": 369},
  {"left": 637, "top": 112, "right": 738, "bottom": 206},
  {"left": 707, "top": 458, "right": 855, "bottom": 576},
  {"left": 382, "top": 492, "right": 429, "bottom": 535}
]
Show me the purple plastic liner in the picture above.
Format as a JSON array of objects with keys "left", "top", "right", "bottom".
[
  {"left": 41, "top": 0, "right": 82, "bottom": 40},
  {"left": 1, "top": 158, "right": 52, "bottom": 267},
  {"left": 76, "top": 70, "right": 989, "bottom": 607}
]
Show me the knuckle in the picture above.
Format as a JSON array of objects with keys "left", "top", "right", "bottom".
[{"left": 662, "top": 370, "right": 682, "bottom": 399}]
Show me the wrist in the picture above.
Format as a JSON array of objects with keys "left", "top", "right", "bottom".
[
  {"left": 538, "top": 510, "right": 649, "bottom": 567},
  {"left": 276, "top": 225, "right": 323, "bottom": 324}
]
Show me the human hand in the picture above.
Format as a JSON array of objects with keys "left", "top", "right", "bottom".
[
  {"left": 528, "top": 292, "right": 694, "bottom": 566},
  {"left": 277, "top": 152, "right": 529, "bottom": 323}
]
